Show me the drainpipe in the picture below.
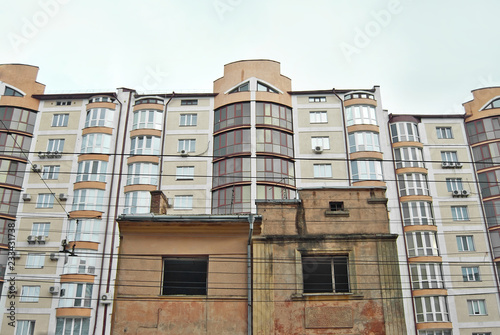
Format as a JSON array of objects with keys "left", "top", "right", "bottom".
[
  {"left": 247, "top": 214, "right": 255, "bottom": 335},
  {"left": 158, "top": 92, "right": 175, "bottom": 187},
  {"left": 332, "top": 89, "right": 351, "bottom": 185}
]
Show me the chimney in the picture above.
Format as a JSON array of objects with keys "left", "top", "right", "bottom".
[{"left": 150, "top": 190, "right": 168, "bottom": 214}]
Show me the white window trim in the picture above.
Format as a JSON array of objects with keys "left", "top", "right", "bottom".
[
  {"left": 313, "top": 164, "right": 332, "bottom": 178},
  {"left": 174, "top": 195, "right": 193, "bottom": 210},
  {"left": 467, "top": 299, "right": 487, "bottom": 315},
  {"left": 20, "top": 286, "right": 40, "bottom": 302},
  {"left": 311, "top": 137, "right": 330, "bottom": 150},
  {"left": 176, "top": 166, "right": 195, "bottom": 180},
  {"left": 309, "top": 111, "right": 327, "bottom": 123},
  {"left": 26, "top": 253, "right": 45, "bottom": 269}
]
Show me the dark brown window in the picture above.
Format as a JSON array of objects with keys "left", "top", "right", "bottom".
[
  {"left": 329, "top": 201, "right": 344, "bottom": 211},
  {"left": 302, "top": 255, "right": 349, "bottom": 293},
  {"left": 181, "top": 99, "right": 198, "bottom": 105},
  {"left": 162, "top": 257, "right": 208, "bottom": 295}
]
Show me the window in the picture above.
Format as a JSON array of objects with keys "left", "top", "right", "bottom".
[
  {"left": 329, "top": 201, "right": 344, "bottom": 211},
  {"left": 36, "top": 193, "right": 54, "bottom": 208},
  {"left": 351, "top": 160, "right": 383, "bottom": 181},
  {"left": 398, "top": 173, "right": 429, "bottom": 196},
  {"left": 0, "top": 159, "right": 26, "bottom": 187},
  {"left": 255, "top": 128, "right": 293, "bottom": 157},
  {"left": 346, "top": 105, "right": 377, "bottom": 126},
  {"left": 256, "top": 185, "right": 296, "bottom": 201},
  {"left": 478, "top": 170, "right": 500, "bottom": 197},
  {"left": 84, "top": 108, "right": 114, "bottom": 128},
  {"left": 31, "top": 223, "right": 50, "bottom": 236},
  {"left": 472, "top": 333, "right": 492, "bottom": 335},
  {"left": 0, "top": 107, "right": 36, "bottom": 133},
  {"left": 55, "top": 318, "right": 90, "bottom": 335},
  {"left": 16, "top": 320, "right": 34, "bottom": 335},
  {"left": 180, "top": 114, "right": 197, "bottom": 126},
  {"left": 410, "top": 263, "right": 444, "bottom": 289},
  {"left": 256, "top": 102, "right": 293, "bottom": 130},
  {"left": 311, "top": 136, "right": 330, "bottom": 150},
  {"left": 451, "top": 206, "right": 469, "bottom": 221},
  {"left": 436, "top": 127, "right": 453, "bottom": 139},
  {"left": 0, "top": 132, "right": 32, "bottom": 158},
  {"left": 466, "top": 117, "right": 500, "bottom": 144},
  {"left": 467, "top": 299, "right": 487, "bottom": 315},
  {"left": 401, "top": 202, "right": 434, "bottom": 226},
  {"left": 63, "top": 250, "right": 97, "bottom": 275},
  {"left": 255, "top": 157, "right": 294, "bottom": 186},
  {"left": 309, "top": 96, "right": 326, "bottom": 103},
  {"left": 229, "top": 82, "right": 249, "bottom": 93},
  {"left": 181, "top": 99, "right": 198, "bottom": 105},
  {"left": 123, "top": 191, "right": 151, "bottom": 214},
  {"left": 309, "top": 111, "right": 327, "bottom": 123},
  {"left": 0, "top": 188, "right": 20, "bottom": 215},
  {"left": 348, "top": 132, "right": 380, "bottom": 152},
  {"left": 483, "top": 97, "right": 500, "bottom": 110},
  {"left": 212, "top": 185, "right": 251, "bottom": 214},
  {"left": 47, "top": 139, "right": 64, "bottom": 152},
  {"left": 457, "top": 235, "right": 475, "bottom": 251},
  {"left": 41, "top": 165, "right": 60, "bottom": 179},
  {"left": 89, "top": 96, "right": 114, "bottom": 103},
  {"left": 127, "top": 163, "right": 158, "bottom": 185},
  {"left": 257, "top": 81, "right": 278, "bottom": 93},
  {"left": 135, "top": 98, "right": 163, "bottom": 105},
  {"left": 414, "top": 296, "right": 449, "bottom": 322},
  {"left": 68, "top": 219, "right": 101, "bottom": 243},
  {"left": 56, "top": 100, "right": 72, "bottom": 105},
  {"left": 441, "top": 151, "right": 458, "bottom": 163},
  {"left": 391, "top": 122, "right": 420, "bottom": 142},
  {"left": 130, "top": 135, "right": 160, "bottom": 155},
  {"left": 176, "top": 166, "right": 194, "bottom": 180},
  {"left": 446, "top": 178, "right": 463, "bottom": 192},
  {"left": 81, "top": 133, "right": 112, "bottom": 154},
  {"left": 214, "top": 157, "right": 252, "bottom": 187},
  {"left": 215, "top": 102, "right": 251, "bottom": 131},
  {"left": 215, "top": 129, "right": 251, "bottom": 157},
  {"left": 132, "top": 109, "right": 163, "bottom": 130},
  {"left": 394, "top": 147, "right": 424, "bottom": 168},
  {"left": 418, "top": 331, "right": 451, "bottom": 335},
  {"left": 462, "top": 266, "right": 480, "bottom": 282},
  {"left": 313, "top": 164, "right": 332, "bottom": 178},
  {"left": 20, "top": 286, "right": 40, "bottom": 302},
  {"left": 59, "top": 283, "right": 93, "bottom": 308},
  {"left": 344, "top": 92, "right": 374, "bottom": 100},
  {"left": 163, "top": 257, "right": 207, "bottom": 295},
  {"left": 72, "top": 189, "right": 105, "bottom": 211},
  {"left": 174, "top": 195, "right": 193, "bottom": 210},
  {"left": 76, "top": 160, "right": 108, "bottom": 182},
  {"left": 26, "top": 253, "right": 45, "bottom": 268},
  {"left": 52, "top": 114, "right": 69, "bottom": 127},
  {"left": 177, "top": 139, "right": 196, "bottom": 153},
  {"left": 4, "top": 86, "right": 24, "bottom": 97},
  {"left": 406, "top": 231, "right": 439, "bottom": 257},
  {"left": 302, "top": 255, "right": 349, "bottom": 293}
]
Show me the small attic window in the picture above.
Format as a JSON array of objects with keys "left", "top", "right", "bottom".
[
  {"left": 329, "top": 201, "right": 344, "bottom": 211},
  {"left": 229, "top": 82, "right": 249, "bottom": 94},
  {"left": 4, "top": 86, "right": 24, "bottom": 97},
  {"left": 257, "top": 82, "right": 278, "bottom": 93},
  {"left": 483, "top": 98, "right": 500, "bottom": 110}
]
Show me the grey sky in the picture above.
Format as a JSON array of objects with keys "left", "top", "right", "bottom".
[{"left": 1, "top": 0, "right": 499, "bottom": 115}]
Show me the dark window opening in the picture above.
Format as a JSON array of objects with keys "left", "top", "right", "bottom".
[
  {"left": 229, "top": 82, "right": 249, "bottom": 94},
  {"left": 302, "top": 255, "right": 349, "bottom": 293},
  {"left": 329, "top": 201, "right": 344, "bottom": 211},
  {"left": 162, "top": 257, "right": 208, "bottom": 295},
  {"left": 181, "top": 99, "right": 198, "bottom": 105},
  {"left": 4, "top": 87, "right": 23, "bottom": 97}
]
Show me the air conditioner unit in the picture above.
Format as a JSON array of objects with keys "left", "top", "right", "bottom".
[
  {"left": 38, "top": 151, "right": 46, "bottom": 159},
  {"left": 452, "top": 190, "right": 461, "bottom": 197},
  {"left": 87, "top": 266, "right": 96, "bottom": 274},
  {"left": 101, "top": 293, "right": 112, "bottom": 304},
  {"left": 59, "top": 193, "right": 68, "bottom": 201},
  {"left": 49, "top": 286, "right": 60, "bottom": 294},
  {"left": 313, "top": 145, "right": 323, "bottom": 154},
  {"left": 441, "top": 161, "right": 451, "bottom": 168},
  {"left": 32, "top": 164, "right": 41, "bottom": 173},
  {"left": 49, "top": 253, "right": 59, "bottom": 261},
  {"left": 37, "top": 235, "right": 46, "bottom": 244},
  {"left": 455, "top": 162, "right": 463, "bottom": 168},
  {"left": 180, "top": 149, "right": 188, "bottom": 157},
  {"left": 45, "top": 151, "right": 54, "bottom": 158},
  {"left": 27, "top": 235, "right": 37, "bottom": 244},
  {"left": 13, "top": 251, "right": 21, "bottom": 259},
  {"left": 53, "top": 151, "right": 62, "bottom": 158},
  {"left": 462, "top": 189, "right": 470, "bottom": 196},
  {"left": 22, "top": 193, "right": 31, "bottom": 201}
]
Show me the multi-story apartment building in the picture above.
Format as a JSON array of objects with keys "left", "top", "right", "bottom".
[{"left": 0, "top": 59, "right": 498, "bottom": 335}]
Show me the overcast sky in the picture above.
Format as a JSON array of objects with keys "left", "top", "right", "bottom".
[{"left": 1, "top": 0, "right": 499, "bottom": 115}]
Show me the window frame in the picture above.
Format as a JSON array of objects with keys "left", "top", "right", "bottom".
[
  {"left": 47, "top": 139, "right": 65, "bottom": 152},
  {"left": 16, "top": 320, "right": 35, "bottom": 335},
  {"left": 309, "top": 111, "right": 328, "bottom": 124},
  {"left": 41, "top": 165, "right": 60, "bottom": 180},
  {"left": 462, "top": 266, "right": 480, "bottom": 282},
  {"left": 467, "top": 299, "right": 487, "bottom": 315},
  {"left": 313, "top": 163, "right": 332, "bottom": 178},
  {"left": 414, "top": 296, "right": 449, "bottom": 322},
  {"left": 406, "top": 231, "right": 439, "bottom": 257},
  {"left": 179, "top": 113, "right": 198, "bottom": 126},
  {"left": 176, "top": 166, "right": 195, "bottom": 180},
  {"left": 451, "top": 206, "right": 469, "bottom": 221},
  {"left": 36, "top": 193, "right": 54, "bottom": 208},
  {"left": 31, "top": 222, "right": 50, "bottom": 236},
  {"left": 174, "top": 195, "right": 193, "bottom": 210},
  {"left": 55, "top": 318, "right": 90, "bottom": 335},
  {"left": 311, "top": 136, "right": 330, "bottom": 150},
  {"left": 25, "top": 253, "right": 45, "bottom": 269},
  {"left": 180, "top": 99, "right": 198, "bottom": 105},
  {"left": 446, "top": 178, "right": 463, "bottom": 192},
  {"left": 52, "top": 114, "right": 69, "bottom": 127},
  {"left": 20, "top": 286, "right": 40, "bottom": 302},
  {"left": 457, "top": 235, "right": 475, "bottom": 252},
  {"left": 177, "top": 139, "right": 196, "bottom": 153},
  {"left": 301, "top": 254, "right": 350, "bottom": 294},
  {"left": 162, "top": 256, "right": 208, "bottom": 295},
  {"left": 436, "top": 127, "right": 453, "bottom": 139}
]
